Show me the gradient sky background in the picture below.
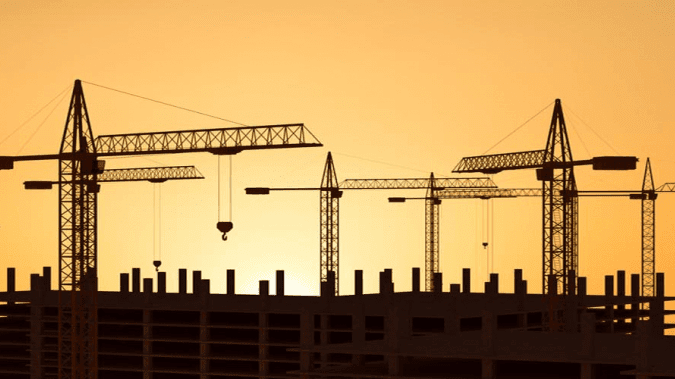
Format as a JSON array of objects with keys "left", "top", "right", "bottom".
[{"left": 1, "top": 1, "right": 674, "bottom": 329}]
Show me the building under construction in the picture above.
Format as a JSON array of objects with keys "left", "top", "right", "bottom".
[{"left": 0, "top": 265, "right": 674, "bottom": 379}]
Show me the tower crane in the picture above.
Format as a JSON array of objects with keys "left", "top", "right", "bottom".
[
  {"left": 389, "top": 187, "right": 542, "bottom": 278},
  {"left": 0, "top": 80, "right": 322, "bottom": 379},
  {"left": 452, "top": 99, "right": 638, "bottom": 295},
  {"left": 564, "top": 158, "right": 675, "bottom": 299},
  {"left": 246, "top": 152, "right": 497, "bottom": 294}
]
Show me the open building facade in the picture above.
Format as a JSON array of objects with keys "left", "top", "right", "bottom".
[{"left": 0, "top": 266, "right": 674, "bottom": 379}]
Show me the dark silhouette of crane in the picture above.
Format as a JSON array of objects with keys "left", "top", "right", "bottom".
[
  {"left": 246, "top": 152, "right": 497, "bottom": 294},
  {"left": 0, "top": 80, "right": 322, "bottom": 379},
  {"left": 564, "top": 158, "right": 675, "bottom": 300},
  {"left": 452, "top": 99, "right": 637, "bottom": 296}
]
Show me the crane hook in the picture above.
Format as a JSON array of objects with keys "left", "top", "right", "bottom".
[
  {"left": 482, "top": 242, "right": 488, "bottom": 249},
  {"left": 217, "top": 221, "right": 233, "bottom": 241}
]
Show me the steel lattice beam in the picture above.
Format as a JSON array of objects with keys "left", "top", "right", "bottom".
[
  {"left": 97, "top": 166, "right": 204, "bottom": 182},
  {"left": 94, "top": 124, "right": 321, "bottom": 156},
  {"left": 436, "top": 188, "right": 542, "bottom": 199},
  {"left": 339, "top": 177, "right": 496, "bottom": 189},
  {"left": 453, "top": 150, "right": 546, "bottom": 174},
  {"left": 642, "top": 158, "right": 656, "bottom": 299}
]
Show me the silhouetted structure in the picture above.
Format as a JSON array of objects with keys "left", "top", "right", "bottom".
[{"left": 1, "top": 267, "right": 673, "bottom": 378}]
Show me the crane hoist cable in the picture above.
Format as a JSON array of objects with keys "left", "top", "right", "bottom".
[
  {"left": 216, "top": 155, "right": 234, "bottom": 240},
  {"left": 153, "top": 183, "right": 162, "bottom": 271}
]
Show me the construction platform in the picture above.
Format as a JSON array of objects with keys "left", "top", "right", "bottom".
[{"left": 0, "top": 267, "right": 674, "bottom": 379}]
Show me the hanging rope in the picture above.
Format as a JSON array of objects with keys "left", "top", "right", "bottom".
[
  {"left": 229, "top": 155, "right": 233, "bottom": 221},
  {"left": 81, "top": 80, "right": 248, "bottom": 127}
]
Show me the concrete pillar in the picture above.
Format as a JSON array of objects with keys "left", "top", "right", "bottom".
[
  {"left": 631, "top": 273, "right": 640, "bottom": 325},
  {"left": 29, "top": 274, "right": 43, "bottom": 379},
  {"left": 577, "top": 277, "right": 586, "bottom": 298},
  {"left": 132, "top": 268, "right": 141, "bottom": 293},
  {"left": 192, "top": 271, "right": 202, "bottom": 295},
  {"left": 157, "top": 272, "right": 166, "bottom": 294},
  {"left": 276, "top": 270, "right": 285, "bottom": 296},
  {"left": 42, "top": 267, "right": 51, "bottom": 291},
  {"left": 179, "top": 268, "right": 187, "bottom": 294},
  {"left": 462, "top": 268, "right": 471, "bottom": 293},
  {"left": 259, "top": 311, "right": 269, "bottom": 376},
  {"left": 355, "top": 270, "right": 363, "bottom": 296},
  {"left": 6, "top": 267, "right": 15, "bottom": 293},
  {"left": 143, "top": 309, "right": 152, "bottom": 376},
  {"left": 656, "top": 272, "right": 665, "bottom": 297},
  {"left": 226, "top": 269, "right": 235, "bottom": 295},
  {"left": 259, "top": 280, "right": 269, "bottom": 296},
  {"left": 120, "top": 273, "right": 130, "bottom": 293},
  {"left": 384, "top": 268, "right": 393, "bottom": 293},
  {"left": 300, "top": 310, "right": 314, "bottom": 372},
  {"left": 433, "top": 272, "right": 442, "bottom": 293},
  {"left": 580, "top": 312, "right": 595, "bottom": 358},
  {"left": 199, "top": 311, "right": 210, "bottom": 378},
  {"left": 605, "top": 275, "right": 614, "bottom": 333},
  {"left": 482, "top": 358, "right": 495, "bottom": 379},
  {"left": 568, "top": 269, "right": 576, "bottom": 296},
  {"left": 617, "top": 270, "right": 626, "bottom": 326},
  {"left": 580, "top": 362, "right": 596, "bottom": 379},
  {"left": 450, "top": 284, "right": 460, "bottom": 293},
  {"left": 489, "top": 273, "right": 499, "bottom": 294},
  {"left": 143, "top": 278, "right": 153, "bottom": 294},
  {"left": 412, "top": 267, "right": 420, "bottom": 293}
]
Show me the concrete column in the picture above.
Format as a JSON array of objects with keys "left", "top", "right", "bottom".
[
  {"left": 29, "top": 274, "right": 43, "bottom": 379},
  {"left": 433, "top": 272, "right": 442, "bottom": 294},
  {"left": 259, "top": 312, "right": 269, "bottom": 376},
  {"left": 481, "top": 358, "right": 495, "bottom": 379},
  {"left": 578, "top": 276, "right": 587, "bottom": 297},
  {"left": 192, "top": 271, "right": 202, "bottom": 295},
  {"left": 617, "top": 271, "right": 626, "bottom": 327},
  {"left": 120, "top": 273, "right": 130, "bottom": 293},
  {"left": 276, "top": 270, "right": 285, "bottom": 296},
  {"left": 227, "top": 269, "right": 235, "bottom": 295},
  {"left": 42, "top": 267, "right": 51, "bottom": 291},
  {"left": 300, "top": 310, "right": 313, "bottom": 373},
  {"left": 179, "top": 268, "right": 187, "bottom": 294},
  {"left": 580, "top": 312, "right": 595, "bottom": 358},
  {"left": 355, "top": 270, "right": 363, "bottom": 296},
  {"left": 199, "top": 311, "right": 210, "bottom": 379},
  {"left": 157, "top": 272, "right": 166, "bottom": 294},
  {"left": 352, "top": 305, "right": 366, "bottom": 365},
  {"left": 143, "top": 309, "right": 152, "bottom": 379},
  {"left": 605, "top": 275, "right": 614, "bottom": 333},
  {"left": 132, "top": 268, "right": 141, "bottom": 293},
  {"left": 143, "top": 278, "right": 153, "bottom": 304},
  {"left": 412, "top": 267, "right": 420, "bottom": 293},
  {"left": 462, "top": 268, "right": 471, "bottom": 293},
  {"left": 489, "top": 273, "right": 499, "bottom": 294},
  {"left": 259, "top": 280, "right": 269, "bottom": 296},
  {"left": 631, "top": 273, "right": 640, "bottom": 325},
  {"left": 580, "top": 362, "right": 596, "bottom": 379}
]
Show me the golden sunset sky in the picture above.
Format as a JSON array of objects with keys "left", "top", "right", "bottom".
[{"left": 1, "top": 0, "right": 674, "bottom": 320}]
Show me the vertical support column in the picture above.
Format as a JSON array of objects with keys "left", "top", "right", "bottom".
[
  {"left": 192, "top": 271, "right": 202, "bottom": 295},
  {"left": 354, "top": 270, "right": 363, "bottom": 296},
  {"left": 132, "top": 268, "right": 141, "bottom": 293},
  {"left": 412, "top": 267, "right": 420, "bottom": 293},
  {"left": 120, "top": 273, "right": 130, "bottom": 294},
  {"left": 605, "top": 275, "right": 614, "bottom": 333},
  {"left": 43, "top": 267, "right": 52, "bottom": 291},
  {"left": 276, "top": 270, "right": 284, "bottom": 296},
  {"left": 259, "top": 312, "right": 269, "bottom": 377},
  {"left": 226, "top": 269, "right": 235, "bottom": 295},
  {"left": 200, "top": 311, "right": 210, "bottom": 379},
  {"left": 617, "top": 270, "right": 626, "bottom": 327},
  {"left": 320, "top": 314, "right": 328, "bottom": 368},
  {"left": 433, "top": 272, "right": 442, "bottom": 294},
  {"left": 300, "top": 310, "right": 313, "bottom": 374},
  {"left": 386, "top": 304, "right": 405, "bottom": 376},
  {"left": 462, "top": 268, "right": 471, "bottom": 294},
  {"left": 143, "top": 309, "right": 152, "bottom": 379},
  {"left": 157, "top": 272, "right": 166, "bottom": 294},
  {"left": 7, "top": 268, "right": 15, "bottom": 305},
  {"left": 30, "top": 274, "right": 43, "bottom": 379},
  {"left": 631, "top": 273, "right": 641, "bottom": 325},
  {"left": 179, "top": 268, "right": 187, "bottom": 294},
  {"left": 481, "top": 310, "right": 496, "bottom": 379},
  {"left": 352, "top": 305, "right": 366, "bottom": 365}
]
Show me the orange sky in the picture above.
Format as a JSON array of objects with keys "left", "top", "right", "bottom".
[{"left": 1, "top": 0, "right": 674, "bottom": 321}]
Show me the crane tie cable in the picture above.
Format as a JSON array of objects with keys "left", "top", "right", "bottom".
[
  {"left": 81, "top": 80, "right": 249, "bottom": 127},
  {"left": 482, "top": 100, "right": 555, "bottom": 155}
]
